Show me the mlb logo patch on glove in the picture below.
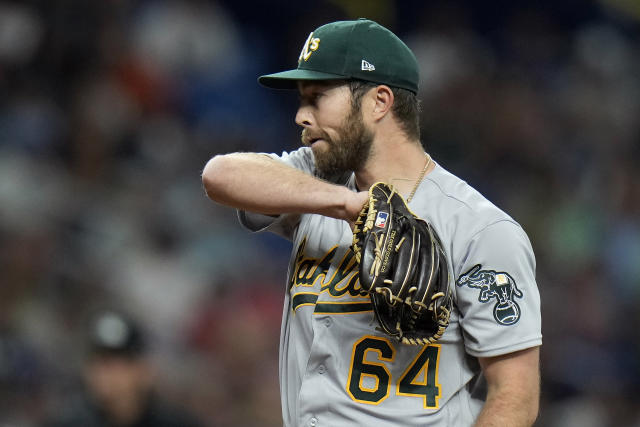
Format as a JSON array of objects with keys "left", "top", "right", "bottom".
[{"left": 374, "top": 212, "right": 388, "bottom": 228}]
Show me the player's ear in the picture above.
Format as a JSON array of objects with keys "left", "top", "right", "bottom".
[{"left": 370, "top": 85, "right": 394, "bottom": 121}]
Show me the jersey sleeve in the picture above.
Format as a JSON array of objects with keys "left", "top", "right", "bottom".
[
  {"left": 237, "top": 147, "right": 316, "bottom": 240},
  {"left": 454, "top": 220, "right": 542, "bottom": 357}
]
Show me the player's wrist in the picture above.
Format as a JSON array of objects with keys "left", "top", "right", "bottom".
[
  {"left": 312, "top": 185, "right": 363, "bottom": 222},
  {"left": 342, "top": 188, "right": 369, "bottom": 224}
]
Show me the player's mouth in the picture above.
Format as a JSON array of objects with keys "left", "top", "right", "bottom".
[
  {"left": 303, "top": 137, "right": 328, "bottom": 147},
  {"left": 301, "top": 129, "right": 330, "bottom": 147},
  {"left": 309, "top": 139, "right": 332, "bottom": 153}
]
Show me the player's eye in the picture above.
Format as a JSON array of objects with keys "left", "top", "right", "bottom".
[{"left": 299, "top": 92, "right": 321, "bottom": 107}]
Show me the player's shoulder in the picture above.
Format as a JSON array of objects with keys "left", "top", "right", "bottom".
[
  {"left": 418, "top": 161, "right": 526, "bottom": 242},
  {"left": 428, "top": 162, "right": 513, "bottom": 217},
  {"left": 417, "top": 161, "right": 535, "bottom": 278}
]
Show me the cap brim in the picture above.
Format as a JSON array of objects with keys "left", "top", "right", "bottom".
[{"left": 258, "top": 69, "right": 348, "bottom": 90}]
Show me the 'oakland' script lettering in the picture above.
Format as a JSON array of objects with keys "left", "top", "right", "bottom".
[{"left": 290, "top": 237, "right": 366, "bottom": 298}]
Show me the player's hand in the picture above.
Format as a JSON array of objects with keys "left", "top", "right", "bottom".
[{"left": 345, "top": 190, "right": 370, "bottom": 230}]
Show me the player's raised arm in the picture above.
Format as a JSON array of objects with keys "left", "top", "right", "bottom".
[{"left": 202, "top": 152, "right": 368, "bottom": 222}]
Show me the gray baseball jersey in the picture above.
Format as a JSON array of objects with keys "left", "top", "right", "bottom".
[{"left": 239, "top": 147, "right": 542, "bottom": 426}]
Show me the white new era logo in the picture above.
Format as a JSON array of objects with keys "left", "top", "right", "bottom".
[{"left": 361, "top": 60, "right": 375, "bottom": 71}]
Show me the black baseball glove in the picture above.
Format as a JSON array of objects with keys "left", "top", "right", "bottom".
[{"left": 352, "top": 182, "right": 452, "bottom": 345}]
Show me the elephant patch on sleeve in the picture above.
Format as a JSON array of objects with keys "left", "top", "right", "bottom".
[{"left": 456, "top": 265, "right": 523, "bottom": 325}]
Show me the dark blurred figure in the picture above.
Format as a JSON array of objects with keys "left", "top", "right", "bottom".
[{"left": 43, "top": 310, "right": 204, "bottom": 427}]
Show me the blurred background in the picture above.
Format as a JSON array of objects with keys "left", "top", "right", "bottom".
[{"left": 0, "top": 0, "right": 639, "bottom": 425}]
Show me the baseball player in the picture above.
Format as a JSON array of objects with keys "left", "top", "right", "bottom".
[{"left": 203, "top": 19, "right": 541, "bottom": 426}]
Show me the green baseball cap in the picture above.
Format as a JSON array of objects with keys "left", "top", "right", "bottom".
[{"left": 258, "top": 18, "right": 419, "bottom": 94}]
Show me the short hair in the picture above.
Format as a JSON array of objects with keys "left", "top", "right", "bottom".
[{"left": 348, "top": 80, "right": 421, "bottom": 141}]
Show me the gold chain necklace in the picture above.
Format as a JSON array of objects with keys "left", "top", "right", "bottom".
[{"left": 406, "top": 154, "right": 432, "bottom": 203}]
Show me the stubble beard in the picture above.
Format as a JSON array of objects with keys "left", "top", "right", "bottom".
[{"left": 302, "top": 106, "right": 374, "bottom": 180}]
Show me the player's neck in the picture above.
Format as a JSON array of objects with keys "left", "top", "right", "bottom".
[{"left": 355, "top": 134, "right": 433, "bottom": 198}]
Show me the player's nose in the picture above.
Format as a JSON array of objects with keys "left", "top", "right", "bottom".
[{"left": 295, "top": 106, "right": 314, "bottom": 128}]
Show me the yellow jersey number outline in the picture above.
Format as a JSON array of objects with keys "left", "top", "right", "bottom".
[
  {"left": 346, "top": 335, "right": 395, "bottom": 405},
  {"left": 347, "top": 336, "right": 442, "bottom": 409},
  {"left": 396, "top": 344, "right": 442, "bottom": 409}
]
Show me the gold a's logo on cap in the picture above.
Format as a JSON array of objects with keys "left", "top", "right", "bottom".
[{"left": 299, "top": 32, "right": 320, "bottom": 62}]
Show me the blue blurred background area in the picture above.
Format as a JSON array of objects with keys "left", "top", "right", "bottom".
[{"left": 0, "top": 0, "right": 639, "bottom": 425}]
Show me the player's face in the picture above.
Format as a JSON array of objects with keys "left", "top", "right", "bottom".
[{"left": 297, "top": 81, "right": 374, "bottom": 179}]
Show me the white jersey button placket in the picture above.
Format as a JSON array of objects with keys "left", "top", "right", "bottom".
[{"left": 309, "top": 416, "right": 318, "bottom": 426}]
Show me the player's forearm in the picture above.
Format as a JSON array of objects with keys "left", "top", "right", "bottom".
[
  {"left": 202, "top": 152, "right": 361, "bottom": 220},
  {"left": 475, "top": 347, "right": 540, "bottom": 427},
  {"left": 474, "top": 388, "right": 538, "bottom": 427}
]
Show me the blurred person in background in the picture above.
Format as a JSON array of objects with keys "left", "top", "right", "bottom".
[{"left": 43, "top": 310, "right": 204, "bottom": 427}]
